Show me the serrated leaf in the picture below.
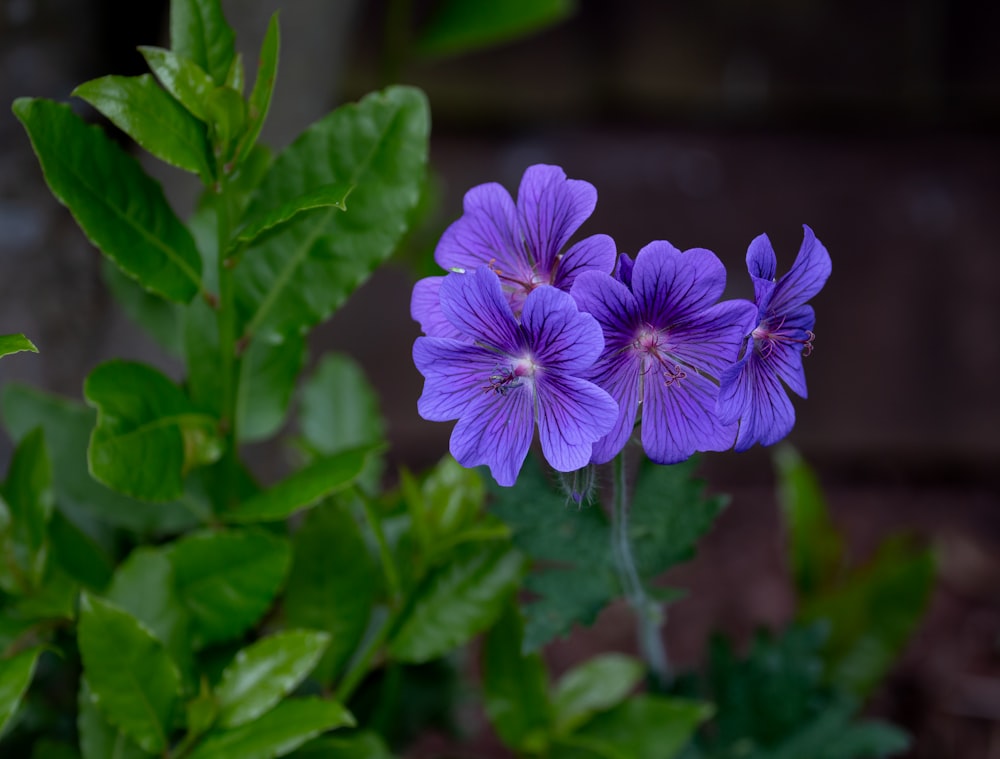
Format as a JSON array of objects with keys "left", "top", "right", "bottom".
[
  {"left": 170, "top": 0, "right": 236, "bottom": 85},
  {"left": 284, "top": 501, "right": 377, "bottom": 685},
  {"left": 77, "top": 678, "right": 151, "bottom": 759},
  {"left": 216, "top": 630, "right": 330, "bottom": 728},
  {"left": 2, "top": 427, "right": 54, "bottom": 588},
  {"left": 417, "top": 0, "right": 576, "bottom": 57},
  {"left": 235, "top": 86, "right": 429, "bottom": 342},
  {"left": 167, "top": 528, "right": 291, "bottom": 648},
  {"left": 0, "top": 647, "right": 42, "bottom": 736},
  {"left": 482, "top": 601, "right": 551, "bottom": 752},
  {"left": 389, "top": 542, "right": 524, "bottom": 663},
  {"left": 553, "top": 654, "right": 644, "bottom": 736},
  {"left": 73, "top": 74, "right": 210, "bottom": 176},
  {"left": 0, "top": 334, "right": 37, "bottom": 358},
  {"left": 232, "top": 183, "right": 351, "bottom": 250},
  {"left": 226, "top": 447, "right": 373, "bottom": 523},
  {"left": 13, "top": 98, "right": 202, "bottom": 302},
  {"left": 139, "top": 46, "right": 216, "bottom": 122},
  {"left": 102, "top": 261, "right": 184, "bottom": 357},
  {"left": 1, "top": 384, "right": 197, "bottom": 534},
  {"left": 78, "top": 594, "right": 181, "bottom": 754},
  {"left": 84, "top": 360, "right": 221, "bottom": 502},
  {"left": 234, "top": 13, "right": 279, "bottom": 164},
  {"left": 187, "top": 697, "right": 354, "bottom": 759},
  {"left": 522, "top": 568, "right": 614, "bottom": 654}
]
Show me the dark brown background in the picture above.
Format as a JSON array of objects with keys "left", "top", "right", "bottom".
[{"left": 1, "top": 1, "right": 998, "bottom": 756}]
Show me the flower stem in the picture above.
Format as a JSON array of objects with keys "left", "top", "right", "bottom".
[{"left": 611, "top": 451, "right": 671, "bottom": 690}]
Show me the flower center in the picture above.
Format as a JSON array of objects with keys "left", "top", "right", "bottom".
[
  {"left": 483, "top": 356, "right": 537, "bottom": 396},
  {"left": 752, "top": 317, "right": 815, "bottom": 359},
  {"left": 634, "top": 326, "right": 686, "bottom": 387}
]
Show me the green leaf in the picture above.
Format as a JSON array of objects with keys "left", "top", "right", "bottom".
[
  {"left": 389, "top": 542, "right": 524, "bottom": 663},
  {"left": 553, "top": 696, "right": 711, "bottom": 759},
  {"left": 287, "top": 731, "right": 393, "bottom": 758},
  {"left": 84, "top": 360, "right": 222, "bottom": 502},
  {"left": 232, "top": 183, "right": 352, "bottom": 250},
  {"left": 482, "top": 601, "right": 551, "bottom": 753},
  {"left": 170, "top": 0, "right": 236, "bottom": 85},
  {"left": 102, "top": 261, "right": 184, "bottom": 357},
  {"left": 417, "top": 0, "right": 576, "bottom": 57},
  {"left": 139, "top": 46, "right": 216, "bottom": 122},
  {"left": 78, "top": 594, "right": 181, "bottom": 754},
  {"left": 107, "top": 548, "right": 194, "bottom": 684},
  {"left": 0, "top": 647, "right": 42, "bottom": 736},
  {"left": 775, "top": 445, "right": 845, "bottom": 597},
  {"left": 216, "top": 630, "right": 330, "bottom": 728},
  {"left": 0, "top": 334, "right": 37, "bottom": 358},
  {"left": 2, "top": 427, "right": 54, "bottom": 588},
  {"left": 167, "top": 528, "right": 291, "bottom": 648},
  {"left": 801, "top": 538, "right": 934, "bottom": 699},
  {"left": 763, "top": 701, "right": 910, "bottom": 759},
  {"left": 236, "top": 332, "right": 307, "bottom": 443},
  {"left": 284, "top": 501, "right": 379, "bottom": 685},
  {"left": 401, "top": 456, "right": 485, "bottom": 559},
  {"left": 205, "top": 86, "right": 246, "bottom": 162},
  {"left": 187, "top": 697, "right": 355, "bottom": 759},
  {"left": 235, "top": 13, "right": 279, "bottom": 164},
  {"left": 1, "top": 384, "right": 198, "bottom": 534},
  {"left": 226, "top": 447, "right": 374, "bottom": 523},
  {"left": 522, "top": 568, "right": 616, "bottom": 654},
  {"left": 552, "top": 654, "right": 644, "bottom": 736},
  {"left": 30, "top": 739, "right": 81, "bottom": 759},
  {"left": 77, "top": 678, "right": 152, "bottom": 759},
  {"left": 13, "top": 98, "right": 202, "bottom": 303},
  {"left": 72, "top": 74, "right": 210, "bottom": 176},
  {"left": 235, "top": 85, "right": 429, "bottom": 342},
  {"left": 48, "top": 510, "right": 114, "bottom": 591}
]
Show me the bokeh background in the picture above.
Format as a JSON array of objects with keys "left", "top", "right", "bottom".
[{"left": 2, "top": 1, "right": 999, "bottom": 756}]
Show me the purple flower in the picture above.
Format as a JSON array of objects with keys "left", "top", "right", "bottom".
[
  {"left": 717, "top": 225, "right": 832, "bottom": 450},
  {"left": 411, "top": 164, "right": 616, "bottom": 337},
  {"left": 414, "top": 267, "right": 617, "bottom": 487},
  {"left": 572, "top": 242, "right": 758, "bottom": 465}
]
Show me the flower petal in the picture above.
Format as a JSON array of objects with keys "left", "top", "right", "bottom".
[
  {"left": 718, "top": 351, "right": 796, "bottom": 451},
  {"left": 586, "top": 350, "right": 641, "bottom": 464},
  {"left": 632, "top": 242, "right": 727, "bottom": 324},
  {"left": 411, "top": 276, "right": 467, "bottom": 340},
  {"left": 746, "top": 233, "right": 778, "bottom": 311},
  {"left": 614, "top": 253, "right": 634, "bottom": 289},
  {"left": 517, "top": 164, "right": 597, "bottom": 273},
  {"left": 414, "top": 337, "right": 498, "bottom": 421},
  {"left": 770, "top": 225, "right": 832, "bottom": 314},
  {"left": 668, "top": 298, "right": 758, "bottom": 378},
  {"left": 535, "top": 374, "right": 617, "bottom": 472},
  {"left": 571, "top": 270, "right": 641, "bottom": 347},
  {"left": 434, "top": 182, "right": 527, "bottom": 279},
  {"left": 450, "top": 383, "right": 534, "bottom": 487},
  {"left": 766, "top": 304, "right": 815, "bottom": 398},
  {"left": 640, "top": 369, "right": 735, "bottom": 464},
  {"left": 553, "top": 234, "right": 617, "bottom": 291},
  {"left": 521, "top": 285, "right": 605, "bottom": 373},
  {"left": 439, "top": 268, "right": 523, "bottom": 351}
]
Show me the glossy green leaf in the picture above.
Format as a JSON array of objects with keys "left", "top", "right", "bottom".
[
  {"left": 226, "top": 446, "right": 373, "bottom": 523},
  {"left": 77, "top": 678, "right": 151, "bottom": 759},
  {"left": 234, "top": 13, "right": 279, "bottom": 164},
  {"left": 0, "top": 334, "right": 37, "bottom": 358},
  {"left": 139, "top": 45, "right": 216, "bottom": 121},
  {"left": 187, "top": 697, "right": 355, "bottom": 759},
  {"left": 775, "top": 445, "right": 845, "bottom": 597},
  {"left": 235, "top": 86, "right": 429, "bottom": 342},
  {"left": 284, "top": 501, "right": 378, "bottom": 685},
  {"left": 0, "top": 647, "right": 41, "bottom": 736},
  {"left": 47, "top": 511, "right": 113, "bottom": 591},
  {"left": 84, "top": 360, "right": 221, "bottom": 502},
  {"left": 225, "top": 52, "right": 245, "bottom": 95},
  {"left": 417, "top": 0, "right": 576, "bottom": 57},
  {"left": 216, "top": 630, "right": 330, "bottom": 728},
  {"left": 2, "top": 427, "right": 54, "bottom": 588},
  {"left": 13, "top": 98, "right": 202, "bottom": 303},
  {"left": 73, "top": 74, "right": 210, "bottom": 176},
  {"left": 237, "top": 331, "right": 307, "bottom": 443},
  {"left": 401, "top": 456, "right": 485, "bottom": 558},
  {"left": 232, "top": 183, "right": 352, "bottom": 250},
  {"left": 78, "top": 594, "right": 181, "bottom": 754},
  {"left": 300, "top": 353, "right": 385, "bottom": 457},
  {"left": 4, "top": 565, "right": 78, "bottom": 622},
  {"left": 287, "top": 731, "right": 393, "bottom": 758},
  {"left": 482, "top": 601, "right": 551, "bottom": 752},
  {"left": 1, "top": 384, "right": 197, "bottom": 534},
  {"left": 553, "top": 654, "right": 644, "bottom": 736},
  {"left": 205, "top": 86, "right": 246, "bottom": 162},
  {"left": 167, "top": 528, "right": 291, "bottom": 648},
  {"left": 107, "top": 548, "right": 193, "bottom": 684},
  {"left": 389, "top": 542, "right": 524, "bottom": 663},
  {"left": 170, "top": 0, "right": 236, "bottom": 85},
  {"left": 102, "top": 261, "right": 184, "bottom": 357}
]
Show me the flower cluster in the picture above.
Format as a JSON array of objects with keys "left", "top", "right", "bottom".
[{"left": 412, "top": 165, "right": 831, "bottom": 486}]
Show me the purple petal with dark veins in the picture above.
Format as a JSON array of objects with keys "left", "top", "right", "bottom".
[
  {"left": 571, "top": 270, "right": 641, "bottom": 345},
  {"left": 521, "top": 285, "right": 605, "bottom": 373},
  {"left": 770, "top": 225, "right": 832, "bottom": 314},
  {"left": 414, "top": 337, "right": 501, "bottom": 421},
  {"left": 449, "top": 383, "right": 534, "bottom": 487},
  {"left": 763, "top": 304, "right": 816, "bottom": 398},
  {"left": 641, "top": 369, "right": 735, "bottom": 464},
  {"left": 719, "top": 350, "right": 796, "bottom": 451},
  {"left": 434, "top": 181, "right": 526, "bottom": 278},
  {"left": 632, "top": 243, "right": 727, "bottom": 324},
  {"left": 552, "top": 234, "right": 617, "bottom": 291},
  {"left": 411, "top": 276, "right": 467, "bottom": 340},
  {"left": 439, "top": 268, "right": 523, "bottom": 352},
  {"left": 586, "top": 350, "right": 641, "bottom": 464},
  {"left": 614, "top": 253, "right": 634, "bottom": 289},
  {"left": 667, "top": 299, "right": 758, "bottom": 377},
  {"left": 746, "top": 233, "right": 778, "bottom": 312},
  {"left": 535, "top": 373, "right": 617, "bottom": 472},
  {"left": 517, "top": 165, "right": 597, "bottom": 273}
]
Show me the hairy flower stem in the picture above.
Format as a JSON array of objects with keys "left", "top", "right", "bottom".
[
  {"left": 611, "top": 451, "right": 671, "bottom": 690},
  {"left": 215, "top": 179, "right": 242, "bottom": 510}
]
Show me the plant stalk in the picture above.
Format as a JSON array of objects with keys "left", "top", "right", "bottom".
[{"left": 215, "top": 178, "right": 242, "bottom": 510}]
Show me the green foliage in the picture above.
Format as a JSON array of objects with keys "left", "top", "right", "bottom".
[
  {"left": 418, "top": 0, "right": 577, "bottom": 57},
  {"left": 0, "top": 334, "right": 37, "bottom": 359},
  {"left": 552, "top": 654, "right": 645, "bottom": 736},
  {"left": 170, "top": 0, "right": 236, "bottom": 85},
  {"left": 0, "top": 648, "right": 42, "bottom": 736},
  {"left": 1, "top": 428, "right": 54, "bottom": 592}
]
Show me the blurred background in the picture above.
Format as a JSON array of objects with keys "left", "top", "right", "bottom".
[{"left": 1, "top": 1, "right": 999, "bottom": 756}]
